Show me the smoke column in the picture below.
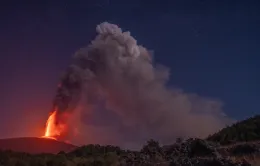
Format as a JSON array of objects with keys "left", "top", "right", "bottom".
[{"left": 51, "top": 22, "right": 232, "bottom": 149}]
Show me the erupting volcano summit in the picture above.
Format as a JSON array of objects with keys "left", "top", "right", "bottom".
[{"left": 40, "top": 21, "right": 229, "bottom": 146}]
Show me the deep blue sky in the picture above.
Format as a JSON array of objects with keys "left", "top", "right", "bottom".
[{"left": 0, "top": 0, "right": 259, "bottom": 138}]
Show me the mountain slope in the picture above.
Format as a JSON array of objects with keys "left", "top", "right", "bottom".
[
  {"left": 207, "top": 115, "right": 260, "bottom": 145},
  {"left": 0, "top": 137, "right": 77, "bottom": 154}
]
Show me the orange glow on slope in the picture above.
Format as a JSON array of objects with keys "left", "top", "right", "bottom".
[{"left": 42, "top": 108, "right": 66, "bottom": 140}]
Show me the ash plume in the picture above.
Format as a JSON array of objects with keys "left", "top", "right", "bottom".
[{"left": 52, "top": 22, "right": 232, "bottom": 148}]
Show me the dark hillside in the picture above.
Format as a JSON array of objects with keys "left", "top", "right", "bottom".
[
  {"left": 0, "top": 139, "right": 252, "bottom": 166},
  {"left": 207, "top": 115, "right": 260, "bottom": 145},
  {"left": 0, "top": 137, "right": 77, "bottom": 154},
  {"left": 1, "top": 116, "right": 260, "bottom": 165}
]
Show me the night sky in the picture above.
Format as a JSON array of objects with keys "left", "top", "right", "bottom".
[{"left": 0, "top": 0, "right": 259, "bottom": 139}]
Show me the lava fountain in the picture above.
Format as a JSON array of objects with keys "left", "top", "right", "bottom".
[{"left": 42, "top": 108, "right": 66, "bottom": 140}]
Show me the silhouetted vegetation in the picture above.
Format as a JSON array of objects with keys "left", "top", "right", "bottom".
[
  {"left": 207, "top": 115, "right": 260, "bottom": 145},
  {"left": 229, "top": 144, "right": 260, "bottom": 156},
  {"left": 0, "top": 138, "right": 253, "bottom": 166},
  {"left": 2, "top": 115, "right": 260, "bottom": 165}
]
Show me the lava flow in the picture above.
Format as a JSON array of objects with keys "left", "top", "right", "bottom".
[{"left": 42, "top": 108, "right": 66, "bottom": 140}]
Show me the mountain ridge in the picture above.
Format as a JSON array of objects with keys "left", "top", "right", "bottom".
[{"left": 0, "top": 137, "right": 77, "bottom": 154}]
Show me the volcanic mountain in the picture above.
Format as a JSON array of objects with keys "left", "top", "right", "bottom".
[{"left": 0, "top": 137, "right": 77, "bottom": 154}]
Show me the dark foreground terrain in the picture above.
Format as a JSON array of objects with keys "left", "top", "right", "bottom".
[
  {"left": 0, "top": 138, "right": 259, "bottom": 166},
  {"left": 1, "top": 115, "right": 260, "bottom": 166}
]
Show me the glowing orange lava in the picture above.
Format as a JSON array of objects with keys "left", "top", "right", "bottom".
[{"left": 42, "top": 108, "right": 65, "bottom": 140}]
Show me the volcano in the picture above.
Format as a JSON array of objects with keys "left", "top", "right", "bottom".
[{"left": 0, "top": 137, "right": 77, "bottom": 154}]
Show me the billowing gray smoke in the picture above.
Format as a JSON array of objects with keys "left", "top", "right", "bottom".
[{"left": 52, "top": 22, "right": 232, "bottom": 149}]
